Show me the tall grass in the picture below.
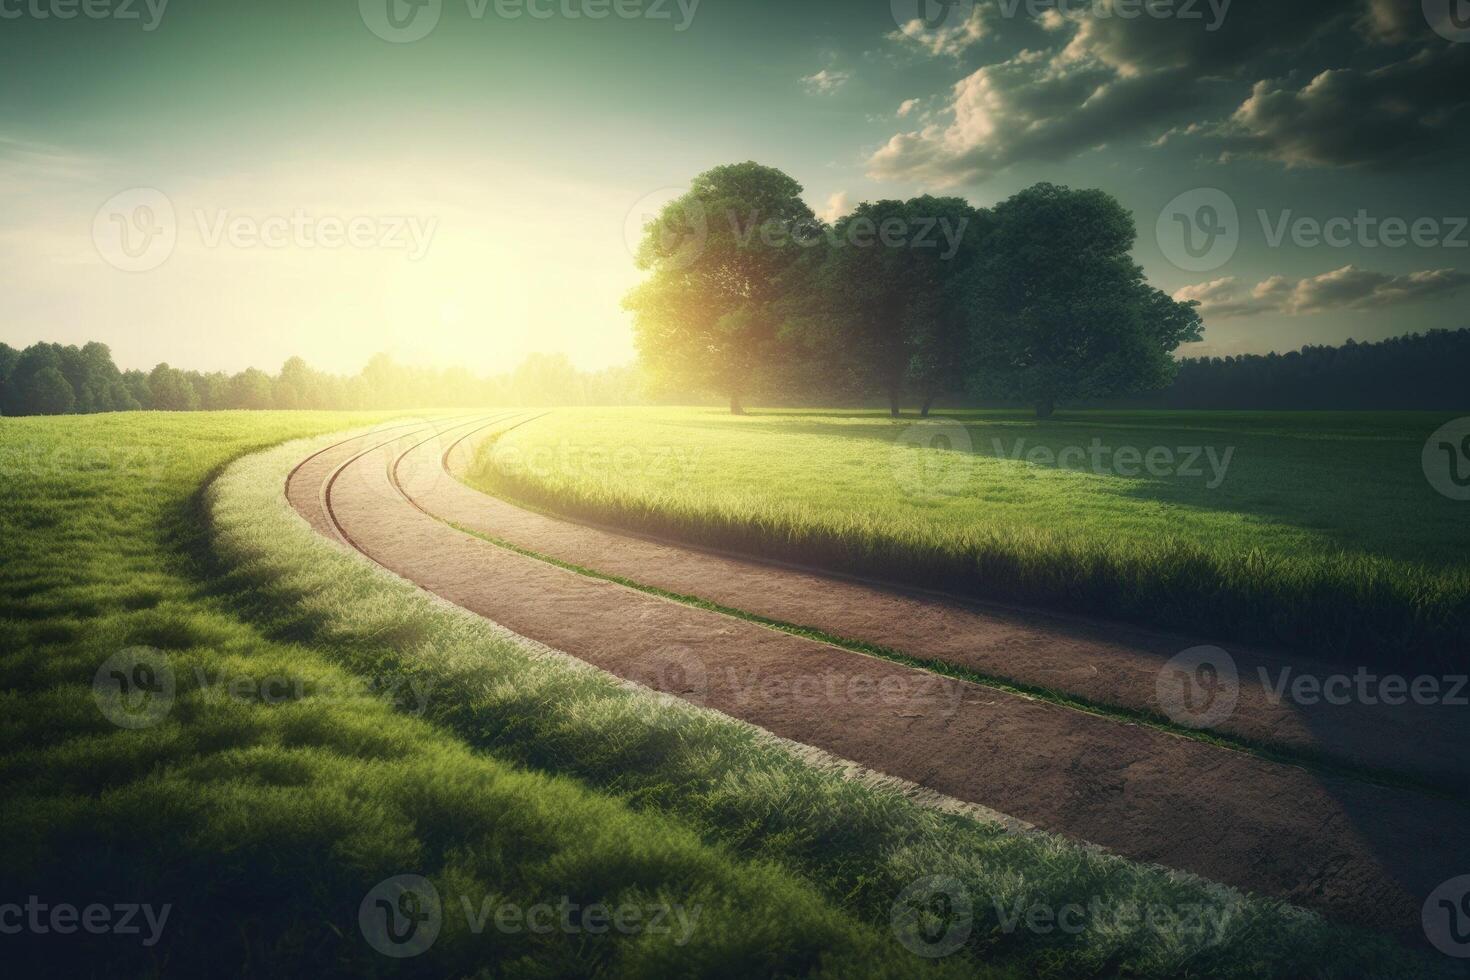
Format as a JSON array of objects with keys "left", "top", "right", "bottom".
[
  {"left": 201, "top": 420, "right": 1438, "bottom": 977},
  {"left": 464, "top": 408, "right": 1470, "bottom": 669}
]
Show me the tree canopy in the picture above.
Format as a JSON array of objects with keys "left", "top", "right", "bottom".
[
  {"left": 625, "top": 161, "right": 818, "bottom": 414},
  {"left": 626, "top": 168, "right": 1203, "bottom": 417}
]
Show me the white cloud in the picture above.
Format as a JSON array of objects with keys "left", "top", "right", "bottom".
[
  {"left": 819, "top": 191, "right": 851, "bottom": 224},
  {"left": 1175, "top": 266, "right": 1470, "bottom": 319},
  {"left": 868, "top": 49, "right": 1195, "bottom": 186},
  {"left": 897, "top": 98, "right": 921, "bottom": 118},
  {"left": 887, "top": 5, "right": 990, "bottom": 57},
  {"left": 800, "top": 69, "right": 851, "bottom": 95}
]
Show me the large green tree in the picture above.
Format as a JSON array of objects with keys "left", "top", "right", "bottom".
[
  {"left": 625, "top": 161, "right": 817, "bottom": 414},
  {"left": 967, "top": 183, "right": 1202, "bottom": 418},
  {"left": 818, "top": 196, "right": 985, "bottom": 416}
]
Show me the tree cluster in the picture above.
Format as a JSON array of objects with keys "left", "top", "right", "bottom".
[
  {"left": 625, "top": 163, "right": 1203, "bottom": 417},
  {"left": 0, "top": 344, "right": 640, "bottom": 416},
  {"left": 1161, "top": 330, "right": 1470, "bottom": 410}
]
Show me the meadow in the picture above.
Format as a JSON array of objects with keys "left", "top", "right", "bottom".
[
  {"left": 465, "top": 408, "right": 1470, "bottom": 669},
  {"left": 0, "top": 411, "right": 1432, "bottom": 977}
]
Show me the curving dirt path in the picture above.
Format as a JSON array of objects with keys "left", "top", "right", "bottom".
[
  {"left": 287, "top": 418, "right": 1470, "bottom": 938},
  {"left": 442, "top": 428, "right": 1470, "bottom": 793}
]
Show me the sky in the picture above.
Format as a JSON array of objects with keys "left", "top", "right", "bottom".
[{"left": 1, "top": 0, "right": 1467, "bottom": 374}]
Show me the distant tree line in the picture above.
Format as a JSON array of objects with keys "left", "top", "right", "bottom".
[
  {"left": 0, "top": 343, "right": 640, "bottom": 416},
  {"left": 1155, "top": 329, "right": 1470, "bottom": 411},
  {"left": 626, "top": 162, "right": 1203, "bottom": 417}
]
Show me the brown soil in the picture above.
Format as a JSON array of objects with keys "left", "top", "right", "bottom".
[{"left": 285, "top": 419, "right": 1470, "bottom": 937}]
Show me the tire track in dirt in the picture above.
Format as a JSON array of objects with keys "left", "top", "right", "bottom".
[{"left": 287, "top": 420, "right": 1470, "bottom": 938}]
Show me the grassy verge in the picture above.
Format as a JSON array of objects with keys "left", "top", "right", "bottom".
[
  {"left": 462, "top": 408, "right": 1470, "bottom": 669},
  {"left": 0, "top": 412, "right": 970, "bottom": 979},
  {"left": 201, "top": 417, "right": 1439, "bottom": 977}
]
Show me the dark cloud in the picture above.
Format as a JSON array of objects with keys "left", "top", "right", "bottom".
[
  {"left": 1058, "top": 0, "right": 1348, "bottom": 76},
  {"left": 1216, "top": 45, "right": 1470, "bottom": 168},
  {"left": 870, "top": 0, "right": 1467, "bottom": 185}
]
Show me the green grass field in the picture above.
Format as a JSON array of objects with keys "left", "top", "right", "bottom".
[
  {"left": 466, "top": 408, "right": 1470, "bottom": 668},
  {"left": 0, "top": 411, "right": 1433, "bottom": 977}
]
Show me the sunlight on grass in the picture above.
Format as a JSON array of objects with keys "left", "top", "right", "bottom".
[{"left": 465, "top": 407, "right": 1470, "bottom": 666}]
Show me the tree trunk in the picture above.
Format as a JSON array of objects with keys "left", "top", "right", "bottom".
[
  {"left": 1035, "top": 399, "right": 1055, "bottom": 420},
  {"left": 888, "top": 390, "right": 900, "bottom": 418},
  {"left": 920, "top": 396, "right": 935, "bottom": 417},
  {"left": 730, "top": 393, "right": 745, "bottom": 415}
]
